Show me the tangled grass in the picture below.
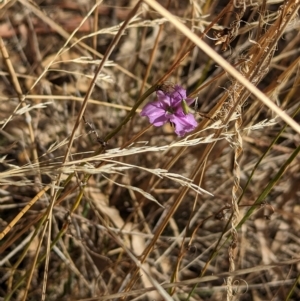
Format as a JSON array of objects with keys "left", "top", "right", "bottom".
[{"left": 0, "top": 1, "right": 300, "bottom": 300}]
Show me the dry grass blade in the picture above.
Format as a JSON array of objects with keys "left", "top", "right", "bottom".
[
  {"left": 1, "top": 1, "right": 299, "bottom": 300},
  {"left": 0, "top": 186, "right": 50, "bottom": 240},
  {"left": 144, "top": 0, "right": 300, "bottom": 135}
]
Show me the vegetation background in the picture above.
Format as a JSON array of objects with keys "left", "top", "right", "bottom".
[{"left": 0, "top": 0, "right": 299, "bottom": 300}]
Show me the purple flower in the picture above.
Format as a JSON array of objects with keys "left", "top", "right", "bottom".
[{"left": 140, "top": 84, "right": 198, "bottom": 137}]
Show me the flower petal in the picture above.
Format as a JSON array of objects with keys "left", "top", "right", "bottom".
[
  {"left": 150, "top": 114, "right": 169, "bottom": 127},
  {"left": 184, "top": 97, "right": 195, "bottom": 106},
  {"left": 141, "top": 84, "right": 198, "bottom": 136},
  {"left": 156, "top": 91, "right": 172, "bottom": 107},
  {"left": 169, "top": 85, "right": 195, "bottom": 108},
  {"left": 172, "top": 84, "right": 187, "bottom": 100},
  {"left": 170, "top": 113, "right": 198, "bottom": 136},
  {"left": 140, "top": 101, "right": 163, "bottom": 116},
  {"left": 140, "top": 101, "right": 168, "bottom": 126}
]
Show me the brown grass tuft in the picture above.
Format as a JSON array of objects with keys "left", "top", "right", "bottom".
[{"left": 1, "top": 1, "right": 300, "bottom": 300}]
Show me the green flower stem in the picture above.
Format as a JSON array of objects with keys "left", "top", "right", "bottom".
[
  {"left": 237, "top": 143, "right": 300, "bottom": 228},
  {"left": 104, "top": 85, "right": 158, "bottom": 142}
]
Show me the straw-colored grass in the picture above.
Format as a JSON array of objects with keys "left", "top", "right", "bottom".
[{"left": 0, "top": 1, "right": 299, "bottom": 300}]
